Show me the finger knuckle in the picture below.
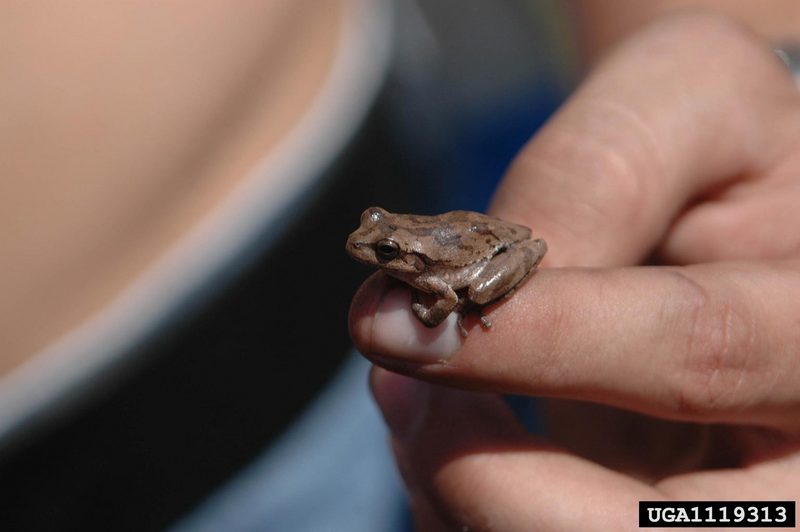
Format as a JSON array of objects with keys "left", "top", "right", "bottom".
[
  {"left": 531, "top": 123, "right": 654, "bottom": 232},
  {"left": 668, "top": 272, "right": 756, "bottom": 417}
]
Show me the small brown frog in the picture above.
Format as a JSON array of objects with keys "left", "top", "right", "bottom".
[{"left": 346, "top": 207, "right": 546, "bottom": 335}]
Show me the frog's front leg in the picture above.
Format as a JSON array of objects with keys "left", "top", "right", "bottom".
[
  {"left": 468, "top": 238, "right": 546, "bottom": 312},
  {"left": 411, "top": 276, "right": 459, "bottom": 327}
]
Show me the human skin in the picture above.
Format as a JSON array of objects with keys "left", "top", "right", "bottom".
[
  {"left": 569, "top": 0, "right": 800, "bottom": 62},
  {"left": 0, "top": 0, "right": 344, "bottom": 369},
  {"left": 349, "top": 12, "right": 800, "bottom": 531}
]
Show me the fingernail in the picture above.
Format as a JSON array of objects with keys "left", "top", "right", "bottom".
[
  {"left": 371, "top": 286, "right": 462, "bottom": 361},
  {"left": 370, "top": 367, "right": 430, "bottom": 441},
  {"left": 348, "top": 272, "right": 389, "bottom": 347}
]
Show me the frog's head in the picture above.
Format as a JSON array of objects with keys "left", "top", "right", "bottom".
[{"left": 346, "top": 207, "right": 424, "bottom": 274}]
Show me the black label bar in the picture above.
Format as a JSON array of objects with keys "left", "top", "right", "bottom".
[{"left": 639, "top": 501, "right": 795, "bottom": 528}]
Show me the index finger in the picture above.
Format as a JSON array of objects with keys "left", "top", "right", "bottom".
[
  {"left": 353, "top": 260, "right": 800, "bottom": 431},
  {"left": 491, "top": 13, "right": 800, "bottom": 267}
]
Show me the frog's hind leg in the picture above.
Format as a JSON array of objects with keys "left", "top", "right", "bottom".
[
  {"left": 455, "top": 306, "right": 490, "bottom": 336},
  {"left": 479, "top": 309, "right": 492, "bottom": 328},
  {"left": 468, "top": 239, "right": 545, "bottom": 306}
]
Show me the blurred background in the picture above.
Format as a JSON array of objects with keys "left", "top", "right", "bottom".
[{"left": 0, "top": 1, "right": 575, "bottom": 530}]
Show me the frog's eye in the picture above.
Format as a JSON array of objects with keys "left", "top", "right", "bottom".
[{"left": 375, "top": 239, "right": 399, "bottom": 261}]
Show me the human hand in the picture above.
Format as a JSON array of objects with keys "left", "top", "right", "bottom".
[{"left": 350, "top": 12, "right": 800, "bottom": 530}]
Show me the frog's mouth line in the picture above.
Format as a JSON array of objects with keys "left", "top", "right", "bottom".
[{"left": 345, "top": 239, "right": 372, "bottom": 262}]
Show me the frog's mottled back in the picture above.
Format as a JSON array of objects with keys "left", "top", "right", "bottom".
[{"left": 346, "top": 206, "right": 531, "bottom": 268}]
